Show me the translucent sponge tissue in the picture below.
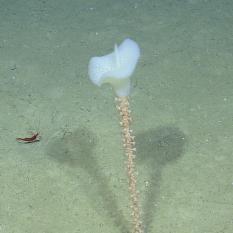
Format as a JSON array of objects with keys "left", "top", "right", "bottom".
[{"left": 88, "top": 38, "right": 140, "bottom": 96}]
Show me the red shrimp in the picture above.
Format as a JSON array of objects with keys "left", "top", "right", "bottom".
[{"left": 16, "top": 132, "right": 40, "bottom": 143}]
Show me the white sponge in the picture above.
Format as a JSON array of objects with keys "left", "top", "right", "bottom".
[{"left": 88, "top": 38, "right": 140, "bottom": 96}]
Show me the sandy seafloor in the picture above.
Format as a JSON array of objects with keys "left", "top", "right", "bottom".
[{"left": 0, "top": 0, "right": 232, "bottom": 232}]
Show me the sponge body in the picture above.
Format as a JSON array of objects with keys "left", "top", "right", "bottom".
[{"left": 88, "top": 38, "right": 140, "bottom": 96}]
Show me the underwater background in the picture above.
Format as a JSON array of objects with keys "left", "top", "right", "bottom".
[{"left": 0, "top": 0, "right": 232, "bottom": 232}]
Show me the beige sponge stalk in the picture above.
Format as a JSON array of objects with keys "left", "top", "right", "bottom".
[{"left": 116, "top": 96, "right": 143, "bottom": 233}]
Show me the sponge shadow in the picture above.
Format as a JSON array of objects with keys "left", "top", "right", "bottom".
[
  {"left": 46, "top": 127, "right": 130, "bottom": 233},
  {"left": 46, "top": 125, "right": 186, "bottom": 233},
  {"left": 136, "top": 126, "right": 186, "bottom": 232}
]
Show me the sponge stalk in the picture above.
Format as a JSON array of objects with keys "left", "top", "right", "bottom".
[{"left": 116, "top": 96, "right": 143, "bottom": 233}]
